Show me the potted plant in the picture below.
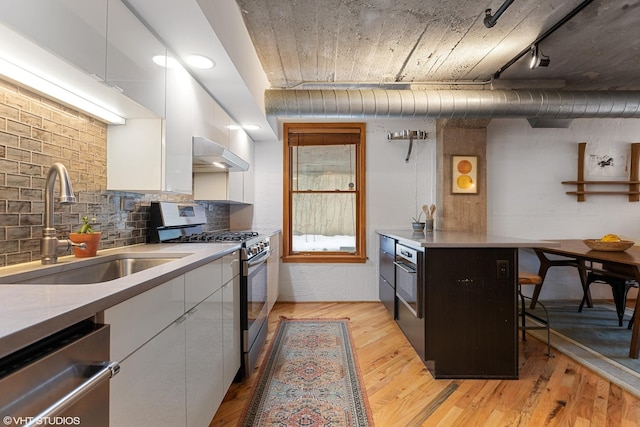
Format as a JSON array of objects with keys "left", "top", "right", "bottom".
[
  {"left": 69, "top": 216, "right": 101, "bottom": 257},
  {"left": 412, "top": 204, "right": 436, "bottom": 232},
  {"left": 411, "top": 210, "right": 425, "bottom": 231}
]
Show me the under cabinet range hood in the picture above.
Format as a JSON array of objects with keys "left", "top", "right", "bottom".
[{"left": 192, "top": 136, "right": 249, "bottom": 172}]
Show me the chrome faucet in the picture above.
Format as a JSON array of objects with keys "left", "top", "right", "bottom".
[{"left": 40, "top": 163, "right": 84, "bottom": 264}]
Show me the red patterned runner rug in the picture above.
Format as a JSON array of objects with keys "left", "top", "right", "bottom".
[{"left": 239, "top": 317, "right": 375, "bottom": 426}]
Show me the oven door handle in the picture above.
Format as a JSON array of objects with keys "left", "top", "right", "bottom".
[
  {"left": 393, "top": 261, "right": 416, "bottom": 274},
  {"left": 245, "top": 249, "right": 270, "bottom": 275}
]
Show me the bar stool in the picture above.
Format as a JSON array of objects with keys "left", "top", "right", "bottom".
[{"left": 519, "top": 271, "right": 553, "bottom": 357}]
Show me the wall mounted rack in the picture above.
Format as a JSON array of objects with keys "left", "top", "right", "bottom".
[
  {"left": 388, "top": 130, "right": 427, "bottom": 162},
  {"left": 562, "top": 142, "right": 640, "bottom": 202}
]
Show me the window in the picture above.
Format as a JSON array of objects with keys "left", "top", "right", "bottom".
[{"left": 283, "top": 123, "right": 366, "bottom": 263}]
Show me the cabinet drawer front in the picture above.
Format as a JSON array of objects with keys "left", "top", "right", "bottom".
[
  {"left": 105, "top": 276, "right": 185, "bottom": 362},
  {"left": 379, "top": 251, "right": 395, "bottom": 284},
  {"left": 222, "top": 251, "right": 240, "bottom": 284},
  {"left": 380, "top": 235, "right": 395, "bottom": 254},
  {"left": 185, "top": 259, "right": 222, "bottom": 311}
]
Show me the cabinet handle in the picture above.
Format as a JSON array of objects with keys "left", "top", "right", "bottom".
[{"left": 175, "top": 314, "right": 188, "bottom": 325}]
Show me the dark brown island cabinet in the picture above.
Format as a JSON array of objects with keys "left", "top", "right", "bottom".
[{"left": 378, "top": 233, "right": 519, "bottom": 379}]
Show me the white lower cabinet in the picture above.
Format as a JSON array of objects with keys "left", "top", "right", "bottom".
[
  {"left": 105, "top": 251, "right": 241, "bottom": 427},
  {"left": 186, "top": 287, "right": 223, "bottom": 427},
  {"left": 105, "top": 276, "right": 186, "bottom": 427},
  {"left": 110, "top": 319, "right": 186, "bottom": 427},
  {"left": 222, "top": 277, "right": 241, "bottom": 389}
]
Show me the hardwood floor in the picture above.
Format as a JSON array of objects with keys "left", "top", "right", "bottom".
[{"left": 210, "top": 302, "right": 640, "bottom": 426}]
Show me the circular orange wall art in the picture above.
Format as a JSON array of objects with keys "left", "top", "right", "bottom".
[
  {"left": 457, "top": 159, "right": 473, "bottom": 174},
  {"left": 452, "top": 156, "right": 478, "bottom": 194}
]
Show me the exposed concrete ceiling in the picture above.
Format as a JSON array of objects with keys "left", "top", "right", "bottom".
[{"left": 234, "top": 0, "right": 640, "bottom": 91}]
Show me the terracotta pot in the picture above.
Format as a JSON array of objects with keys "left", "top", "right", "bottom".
[{"left": 69, "top": 232, "right": 102, "bottom": 257}]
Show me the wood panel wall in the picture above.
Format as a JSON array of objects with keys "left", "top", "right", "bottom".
[{"left": 436, "top": 119, "right": 488, "bottom": 233}]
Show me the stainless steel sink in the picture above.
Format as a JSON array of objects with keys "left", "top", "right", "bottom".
[{"left": 3, "top": 253, "right": 188, "bottom": 285}]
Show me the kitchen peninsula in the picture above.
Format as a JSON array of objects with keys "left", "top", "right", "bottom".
[{"left": 377, "top": 230, "right": 555, "bottom": 379}]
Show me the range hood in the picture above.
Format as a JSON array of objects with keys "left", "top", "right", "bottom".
[{"left": 192, "top": 136, "right": 249, "bottom": 172}]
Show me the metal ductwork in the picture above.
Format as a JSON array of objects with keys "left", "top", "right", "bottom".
[{"left": 265, "top": 89, "right": 640, "bottom": 130}]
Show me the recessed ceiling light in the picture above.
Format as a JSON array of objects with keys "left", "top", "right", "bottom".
[
  {"left": 243, "top": 124, "right": 261, "bottom": 130},
  {"left": 226, "top": 124, "right": 242, "bottom": 130},
  {"left": 186, "top": 55, "right": 215, "bottom": 69},
  {"left": 152, "top": 55, "right": 180, "bottom": 68}
]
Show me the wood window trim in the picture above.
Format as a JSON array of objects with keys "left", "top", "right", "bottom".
[{"left": 283, "top": 122, "right": 366, "bottom": 263}]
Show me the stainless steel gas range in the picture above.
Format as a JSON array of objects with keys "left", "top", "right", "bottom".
[{"left": 149, "top": 201, "right": 270, "bottom": 380}]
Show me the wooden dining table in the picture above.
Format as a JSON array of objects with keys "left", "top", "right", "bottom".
[{"left": 531, "top": 239, "right": 640, "bottom": 358}]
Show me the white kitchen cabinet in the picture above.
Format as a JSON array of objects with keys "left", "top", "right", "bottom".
[
  {"left": 185, "top": 257, "right": 222, "bottom": 312},
  {"left": 228, "top": 126, "right": 255, "bottom": 204},
  {"left": 104, "top": 276, "right": 186, "bottom": 427},
  {"left": 104, "top": 252, "right": 240, "bottom": 427},
  {"left": 110, "top": 318, "right": 186, "bottom": 427},
  {"left": 185, "top": 288, "right": 223, "bottom": 427},
  {"left": 104, "top": 275, "right": 185, "bottom": 362},
  {"left": 222, "top": 251, "right": 241, "bottom": 388},
  {"left": 106, "top": 66, "right": 195, "bottom": 194},
  {"left": 212, "top": 102, "right": 231, "bottom": 147},
  {"left": 106, "top": 0, "right": 166, "bottom": 117},
  {"left": 0, "top": 0, "right": 108, "bottom": 81},
  {"left": 267, "top": 233, "right": 281, "bottom": 314},
  {"left": 184, "top": 252, "right": 239, "bottom": 425},
  {"left": 192, "top": 83, "right": 217, "bottom": 141}
]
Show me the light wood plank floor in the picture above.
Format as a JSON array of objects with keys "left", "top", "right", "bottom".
[{"left": 210, "top": 302, "right": 640, "bottom": 426}]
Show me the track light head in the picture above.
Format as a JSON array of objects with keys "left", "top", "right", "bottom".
[{"left": 529, "top": 44, "right": 550, "bottom": 69}]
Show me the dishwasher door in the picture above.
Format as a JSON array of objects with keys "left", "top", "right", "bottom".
[{"left": 0, "top": 320, "right": 119, "bottom": 427}]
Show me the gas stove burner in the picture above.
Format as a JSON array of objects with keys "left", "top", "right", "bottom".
[{"left": 170, "top": 230, "right": 260, "bottom": 244}]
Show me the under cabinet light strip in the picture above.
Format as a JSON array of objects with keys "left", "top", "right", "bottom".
[{"left": 0, "top": 57, "right": 126, "bottom": 125}]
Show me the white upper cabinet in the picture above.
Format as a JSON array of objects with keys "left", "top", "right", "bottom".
[
  {"left": 107, "top": 65, "right": 195, "bottom": 194},
  {"left": 0, "top": 0, "right": 108, "bottom": 80},
  {"left": 227, "top": 126, "right": 254, "bottom": 204},
  {"left": 106, "top": 0, "right": 166, "bottom": 117},
  {"left": 192, "top": 84, "right": 217, "bottom": 141},
  {"left": 164, "top": 63, "right": 195, "bottom": 194}
]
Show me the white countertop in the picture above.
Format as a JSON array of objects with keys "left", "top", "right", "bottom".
[
  {"left": 376, "top": 230, "right": 557, "bottom": 249},
  {"left": 0, "top": 242, "right": 240, "bottom": 359}
]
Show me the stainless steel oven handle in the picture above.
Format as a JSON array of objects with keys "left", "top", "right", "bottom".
[
  {"left": 24, "top": 361, "right": 120, "bottom": 427},
  {"left": 247, "top": 249, "right": 270, "bottom": 267},
  {"left": 244, "top": 249, "right": 270, "bottom": 275},
  {"left": 393, "top": 261, "right": 416, "bottom": 274}
]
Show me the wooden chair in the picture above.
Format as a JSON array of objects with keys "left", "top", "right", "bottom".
[
  {"left": 578, "top": 264, "right": 638, "bottom": 328},
  {"left": 519, "top": 271, "right": 553, "bottom": 357}
]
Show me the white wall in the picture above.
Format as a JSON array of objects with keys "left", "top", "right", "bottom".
[
  {"left": 251, "top": 117, "right": 640, "bottom": 302},
  {"left": 252, "top": 119, "right": 437, "bottom": 301},
  {"left": 488, "top": 118, "right": 640, "bottom": 301}
]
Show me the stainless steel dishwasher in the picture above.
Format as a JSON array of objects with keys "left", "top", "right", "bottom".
[{"left": 0, "top": 320, "right": 119, "bottom": 427}]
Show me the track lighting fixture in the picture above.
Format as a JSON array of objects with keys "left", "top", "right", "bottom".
[{"left": 529, "top": 44, "right": 550, "bottom": 69}]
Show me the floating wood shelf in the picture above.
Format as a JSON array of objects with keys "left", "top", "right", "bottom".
[{"left": 562, "top": 142, "right": 640, "bottom": 202}]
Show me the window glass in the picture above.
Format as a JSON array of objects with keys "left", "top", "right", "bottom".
[{"left": 283, "top": 123, "right": 366, "bottom": 263}]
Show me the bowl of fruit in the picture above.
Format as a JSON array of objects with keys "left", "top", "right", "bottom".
[{"left": 583, "top": 234, "right": 635, "bottom": 252}]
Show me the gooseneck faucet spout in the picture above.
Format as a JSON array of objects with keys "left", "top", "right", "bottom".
[{"left": 41, "top": 163, "right": 78, "bottom": 265}]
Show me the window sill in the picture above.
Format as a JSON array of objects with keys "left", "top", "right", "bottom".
[{"left": 282, "top": 253, "right": 367, "bottom": 263}]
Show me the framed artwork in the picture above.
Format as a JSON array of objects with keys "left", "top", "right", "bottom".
[{"left": 452, "top": 155, "right": 478, "bottom": 194}]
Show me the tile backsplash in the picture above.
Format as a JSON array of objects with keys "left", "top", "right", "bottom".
[{"left": 0, "top": 79, "right": 229, "bottom": 267}]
